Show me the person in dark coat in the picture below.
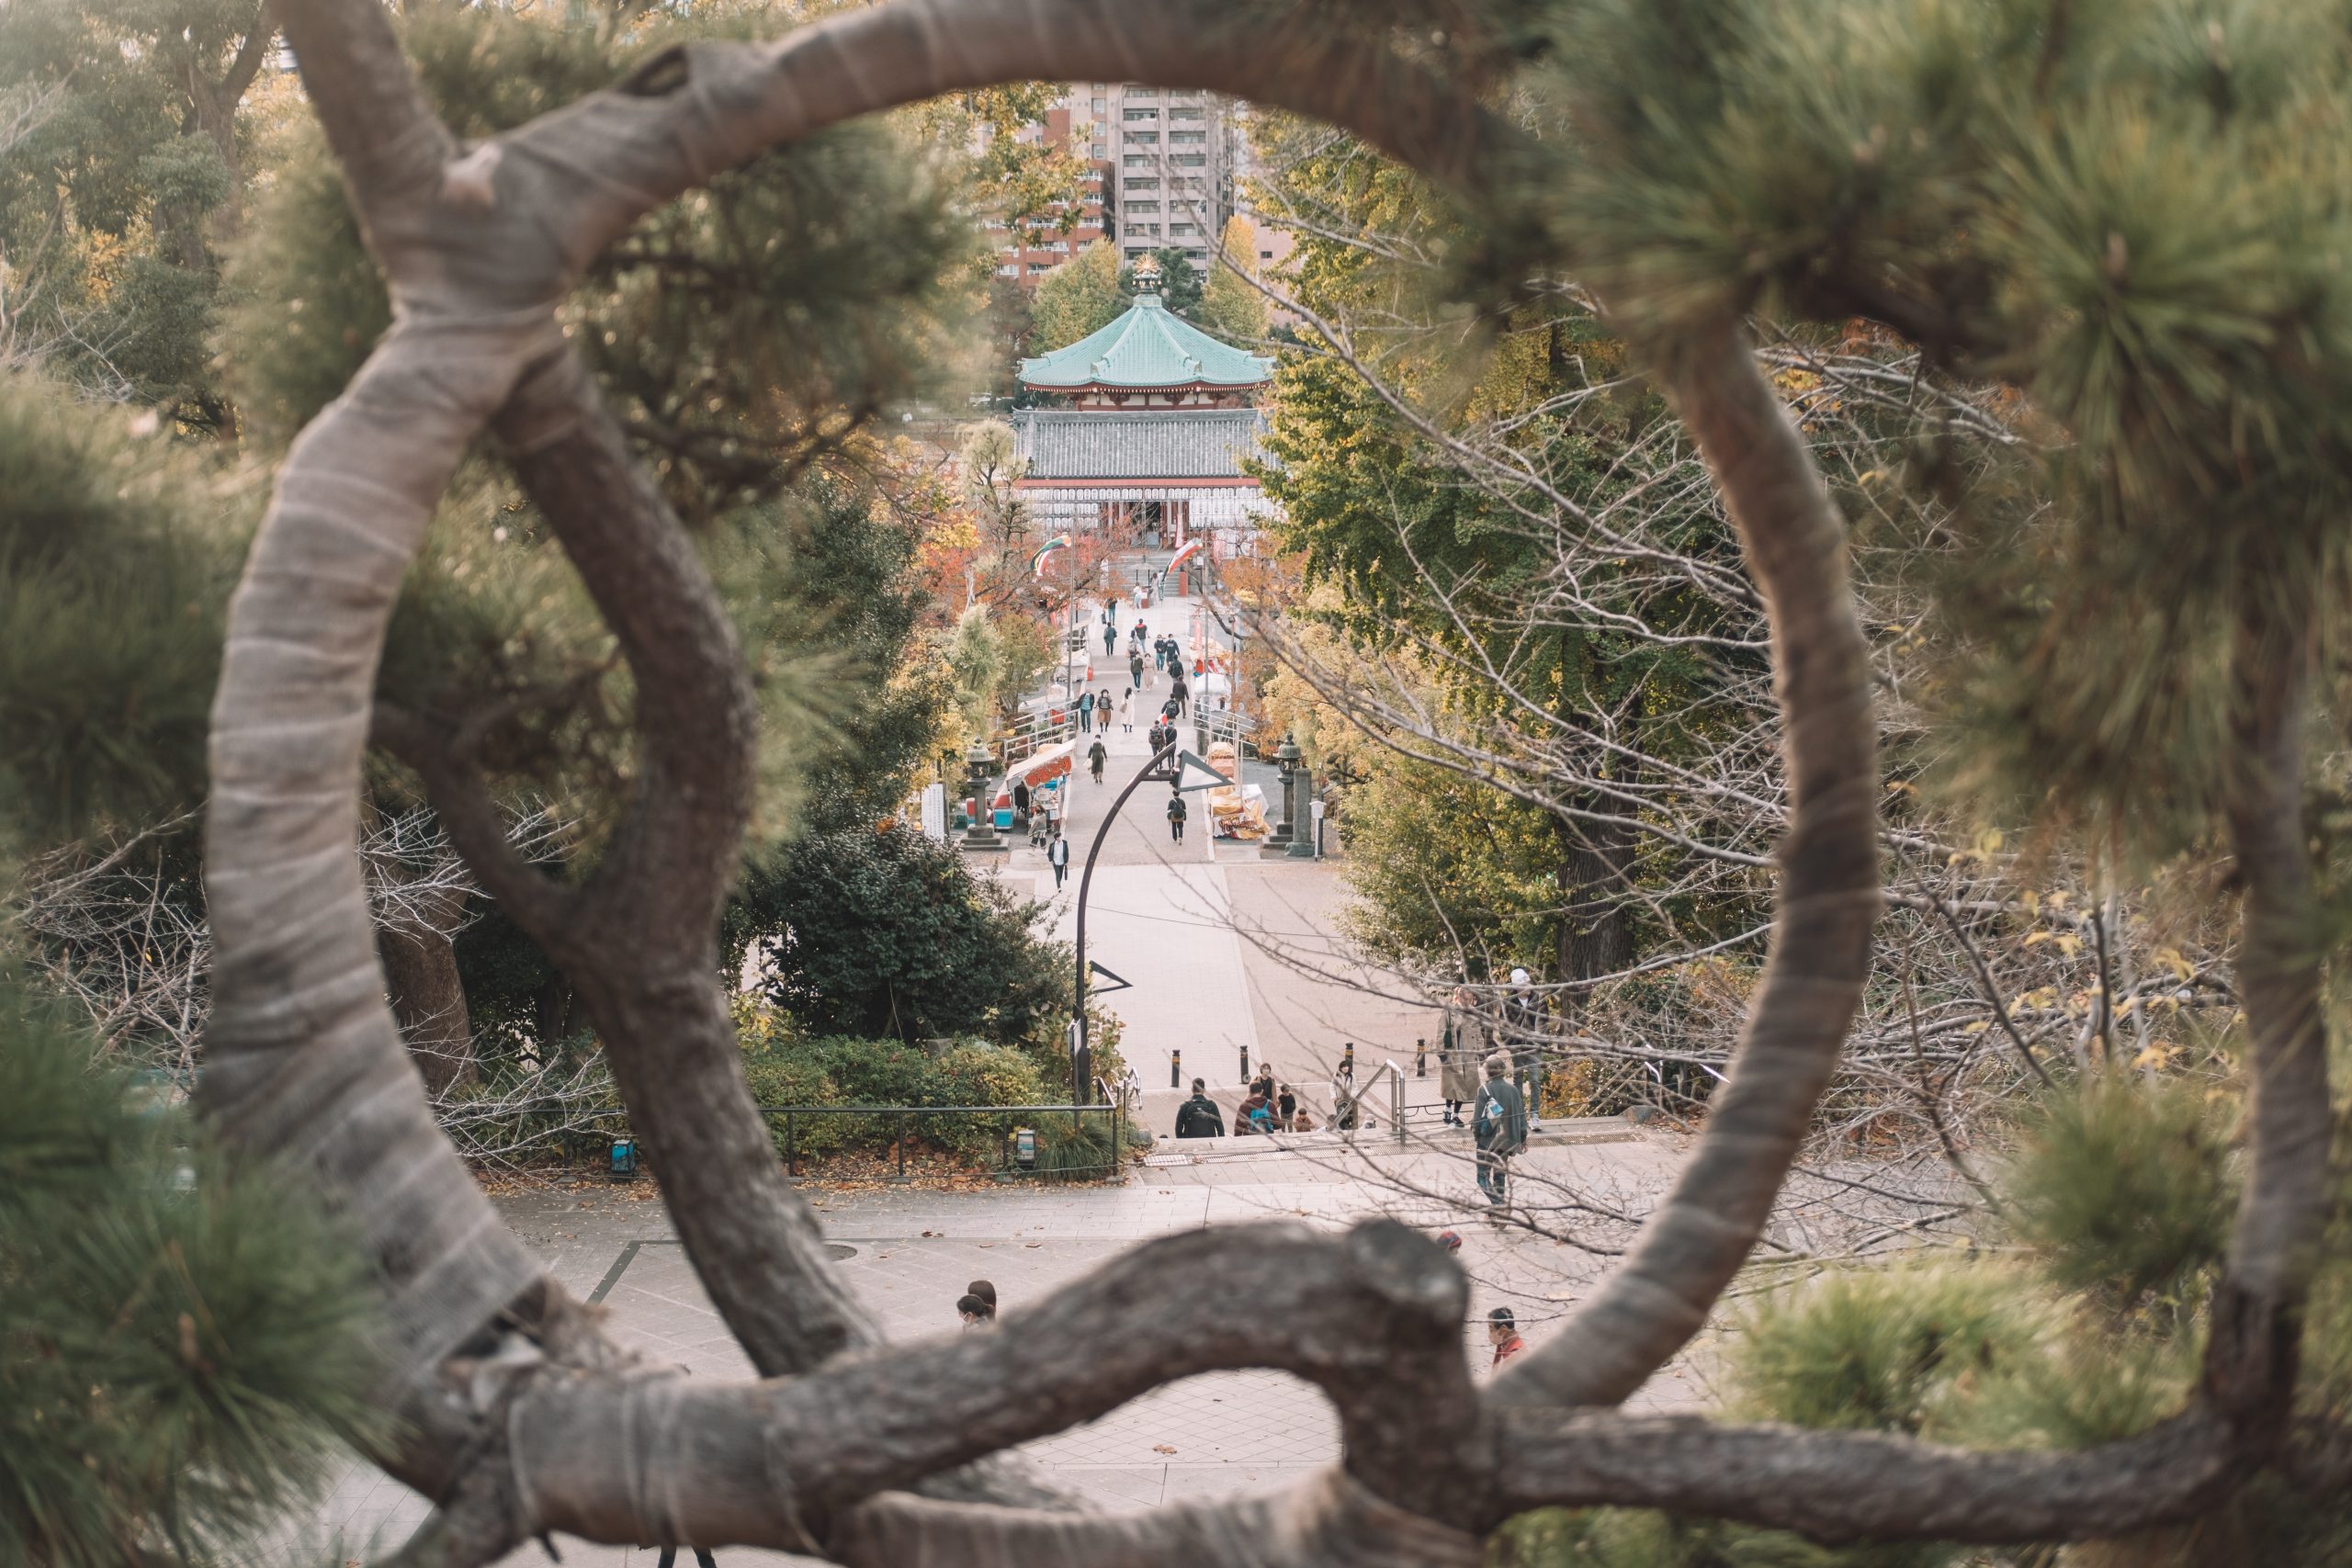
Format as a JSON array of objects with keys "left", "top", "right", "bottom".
[
  {"left": 1166, "top": 791, "right": 1188, "bottom": 843},
  {"left": 1174, "top": 1078, "right": 1225, "bottom": 1138},
  {"left": 1088, "top": 737, "right": 1108, "bottom": 783},
  {"left": 1473, "top": 1052, "right": 1529, "bottom": 1207},
  {"left": 1169, "top": 671, "right": 1190, "bottom": 717},
  {"left": 1047, "top": 832, "right": 1070, "bottom": 889}
]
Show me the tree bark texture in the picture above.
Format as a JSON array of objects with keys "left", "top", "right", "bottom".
[
  {"left": 191, "top": 1, "right": 2331, "bottom": 1562},
  {"left": 379, "top": 915, "right": 474, "bottom": 1096}
]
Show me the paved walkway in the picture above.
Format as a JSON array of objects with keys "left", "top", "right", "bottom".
[
  {"left": 998, "top": 591, "right": 1441, "bottom": 1098},
  {"left": 288, "top": 572, "right": 1702, "bottom": 1563},
  {"left": 296, "top": 1122, "right": 1705, "bottom": 1564}
]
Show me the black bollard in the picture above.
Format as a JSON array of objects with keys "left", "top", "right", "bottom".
[
  {"left": 1415, "top": 1037, "right": 1428, "bottom": 1077},
  {"left": 1170, "top": 1048, "right": 1182, "bottom": 1089},
  {"left": 1239, "top": 1043, "right": 1250, "bottom": 1082}
]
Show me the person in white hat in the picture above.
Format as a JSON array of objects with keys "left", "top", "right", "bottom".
[{"left": 1505, "top": 966, "right": 1544, "bottom": 1135}]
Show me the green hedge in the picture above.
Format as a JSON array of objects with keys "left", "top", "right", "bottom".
[{"left": 741, "top": 1035, "right": 1062, "bottom": 1166}]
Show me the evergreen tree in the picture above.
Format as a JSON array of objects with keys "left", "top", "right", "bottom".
[{"left": 11, "top": 0, "right": 2352, "bottom": 1563}]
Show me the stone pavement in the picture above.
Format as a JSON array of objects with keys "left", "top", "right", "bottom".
[
  {"left": 995, "top": 590, "right": 1442, "bottom": 1099},
  {"left": 290, "top": 1122, "right": 1706, "bottom": 1565},
  {"left": 287, "top": 577, "right": 1700, "bottom": 1562}
]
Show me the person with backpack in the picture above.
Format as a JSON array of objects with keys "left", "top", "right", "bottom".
[
  {"left": 1088, "top": 737, "right": 1107, "bottom": 784},
  {"left": 1129, "top": 649, "right": 1146, "bottom": 690},
  {"left": 1046, "top": 832, "right": 1070, "bottom": 889},
  {"left": 1166, "top": 790, "right": 1188, "bottom": 843},
  {"left": 1173, "top": 1077, "right": 1224, "bottom": 1138},
  {"left": 1473, "top": 1051, "right": 1529, "bottom": 1208}
]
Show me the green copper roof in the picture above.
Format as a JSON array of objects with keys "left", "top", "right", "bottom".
[{"left": 1019, "top": 293, "right": 1272, "bottom": 390}]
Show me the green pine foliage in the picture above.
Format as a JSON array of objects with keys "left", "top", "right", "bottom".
[
  {"left": 0, "top": 374, "right": 243, "bottom": 840},
  {"left": 1732, "top": 1264, "right": 2039, "bottom": 1438},
  {"left": 2004, "top": 1076, "right": 2234, "bottom": 1317},
  {"left": 1538, "top": 0, "right": 2352, "bottom": 861},
  {"left": 0, "top": 976, "right": 383, "bottom": 1566},
  {"left": 223, "top": 4, "right": 987, "bottom": 501}
]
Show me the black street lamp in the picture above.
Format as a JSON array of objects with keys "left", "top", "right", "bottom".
[
  {"left": 961, "top": 740, "right": 1006, "bottom": 853},
  {"left": 1071, "top": 739, "right": 1184, "bottom": 1104}
]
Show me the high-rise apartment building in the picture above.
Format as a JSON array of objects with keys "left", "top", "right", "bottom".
[
  {"left": 1069, "top": 85, "right": 1236, "bottom": 275},
  {"left": 981, "top": 102, "right": 1111, "bottom": 288}
]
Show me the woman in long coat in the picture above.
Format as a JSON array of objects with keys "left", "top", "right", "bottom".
[{"left": 1441, "top": 987, "right": 1485, "bottom": 1127}]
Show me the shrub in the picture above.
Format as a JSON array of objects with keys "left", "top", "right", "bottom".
[
  {"left": 2005, "top": 1076, "right": 2234, "bottom": 1316},
  {"left": 1731, "top": 1263, "right": 2038, "bottom": 1438}
]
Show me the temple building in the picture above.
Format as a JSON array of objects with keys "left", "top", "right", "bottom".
[{"left": 1012, "top": 262, "right": 1274, "bottom": 555}]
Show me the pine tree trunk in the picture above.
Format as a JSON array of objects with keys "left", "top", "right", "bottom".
[{"left": 379, "top": 920, "right": 475, "bottom": 1095}]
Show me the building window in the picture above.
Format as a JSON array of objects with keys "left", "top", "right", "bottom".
[
  {"left": 1125, "top": 200, "right": 1160, "bottom": 215},
  {"left": 1046, "top": 241, "right": 1069, "bottom": 253},
  {"left": 1125, "top": 178, "right": 1159, "bottom": 193},
  {"left": 1126, "top": 130, "right": 1158, "bottom": 144},
  {"left": 1185, "top": 251, "right": 1208, "bottom": 267},
  {"left": 1172, "top": 153, "right": 1207, "bottom": 167},
  {"left": 1130, "top": 223, "right": 1160, "bottom": 237},
  {"left": 1170, "top": 105, "right": 1204, "bottom": 119},
  {"left": 1123, "top": 107, "right": 1158, "bottom": 121},
  {"left": 997, "top": 264, "right": 1020, "bottom": 276},
  {"left": 1091, "top": 96, "right": 1105, "bottom": 112},
  {"left": 1122, "top": 155, "right": 1151, "bottom": 170},
  {"left": 1170, "top": 223, "right": 1200, "bottom": 237},
  {"left": 1028, "top": 262, "right": 1053, "bottom": 273},
  {"left": 1260, "top": 249, "right": 1275, "bottom": 260},
  {"left": 1170, "top": 130, "right": 1206, "bottom": 145}
]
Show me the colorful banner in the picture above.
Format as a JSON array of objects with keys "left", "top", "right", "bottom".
[{"left": 1030, "top": 535, "right": 1073, "bottom": 578}]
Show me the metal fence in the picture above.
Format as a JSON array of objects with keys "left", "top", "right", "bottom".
[{"left": 448, "top": 1099, "right": 1126, "bottom": 1182}]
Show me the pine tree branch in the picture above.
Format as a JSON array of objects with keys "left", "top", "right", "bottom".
[
  {"left": 1496, "top": 316, "right": 1883, "bottom": 1410},
  {"left": 2205, "top": 607, "right": 2332, "bottom": 1426},
  {"left": 486, "top": 348, "right": 875, "bottom": 1380}
]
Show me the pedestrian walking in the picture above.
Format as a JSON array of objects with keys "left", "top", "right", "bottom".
[
  {"left": 1118, "top": 689, "right": 1135, "bottom": 733},
  {"left": 1129, "top": 649, "right": 1146, "bottom": 689},
  {"left": 1088, "top": 737, "right": 1107, "bottom": 783},
  {"left": 1170, "top": 671, "right": 1189, "bottom": 717},
  {"left": 1473, "top": 1052, "right": 1528, "bottom": 1208},
  {"left": 1506, "top": 966, "right": 1544, "bottom": 1134},
  {"left": 1442, "top": 987, "right": 1484, "bottom": 1126},
  {"left": 1095, "top": 689, "right": 1113, "bottom": 732},
  {"left": 1047, "top": 833, "right": 1070, "bottom": 889},
  {"left": 1166, "top": 790, "right": 1188, "bottom": 843},
  {"left": 1277, "top": 1083, "right": 1296, "bottom": 1130},
  {"left": 1174, "top": 1077, "right": 1224, "bottom": 1138},
  {"left": 1011, "top": 776, "right": 1031, "bottom": 828},
  {"left": 1487, "top": 1307, "right": 1525, "bottom": 1371},
  {"left": 1079, "top": 693, "right": 1092, "bottom": 733},
  {"left": 1102, "top": 619, "right": 1117, "bottom": 657}
]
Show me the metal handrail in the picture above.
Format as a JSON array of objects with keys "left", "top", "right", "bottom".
[{"left": 1333, "top": 1060, "right": 1408, "bottom": 1146}]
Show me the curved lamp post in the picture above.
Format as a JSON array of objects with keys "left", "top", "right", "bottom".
[{"left": 1069, "top": 739, "right": 1184, "bottom": 1104}]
